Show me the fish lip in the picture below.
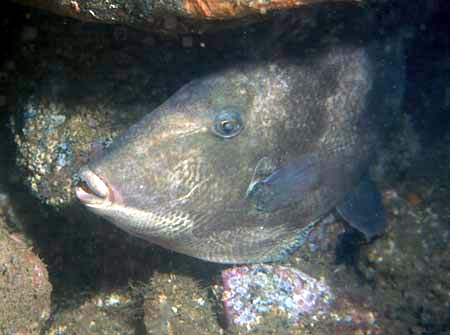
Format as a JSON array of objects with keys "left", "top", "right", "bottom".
[{"left": 75, "top": 167, "right": 113, "bottom": 207}]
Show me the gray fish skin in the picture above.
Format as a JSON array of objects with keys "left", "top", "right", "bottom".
[{"left": 76, "top": 40, "right": 402, "bottom": 264}]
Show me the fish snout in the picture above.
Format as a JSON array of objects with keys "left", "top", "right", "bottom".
[{"left": 75, "top": 167, "right": 114, "bottom": 207}]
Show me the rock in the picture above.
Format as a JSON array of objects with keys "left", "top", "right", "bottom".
[
  {"left": 14, "top": 0, "right": 356, "bottom": 33},
  {"left": 48, "top": 289, "right": 137, "bottom": 335},
  {"left": 220, "top": 264, "right": 384, "bottom": 334},
  {"left": 143, "top": 270, "right": 221, "bottom": 334},
  {"left": 355, "top": 163, "right": 450, "bottom": 334},
  {"left": 0, "top": 224, "right": 52, "bottom": 334},
  {"left": 12, "top": 82, "right": 144, "bottom": 207}
]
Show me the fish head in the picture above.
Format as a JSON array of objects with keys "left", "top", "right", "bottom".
[{"left": 75, "top": 62, "right": 297, "bottom": 257}]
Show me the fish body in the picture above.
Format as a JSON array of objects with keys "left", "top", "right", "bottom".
[{"left": 76, "top": 39, "right": 403, "bottom": 263}]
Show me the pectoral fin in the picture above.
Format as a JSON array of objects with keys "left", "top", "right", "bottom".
[
  {"left": 246, "top": 154, "right": 320, "bottom": 212},
  {"left": 336, "top": 177, "right": 386, "bottom": 241}
]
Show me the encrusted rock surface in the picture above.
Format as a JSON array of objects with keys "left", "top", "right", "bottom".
[
  {"left": 47, "top": 289, "right": 137, "bottom": 335},
  {"left": 14, "top": 0, "right": 356, "bottom": 33},
  {"left": 13, "top": 83, "right": 146, "bottom": 207},
  {"left": 0, "top": 197, "right": 52, "bottom": 335},
  {"left": 143, "top": 269, "right": 221, "bottom": 334}
]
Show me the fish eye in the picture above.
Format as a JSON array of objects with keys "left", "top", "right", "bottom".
[{"left": 212, "top": 109, "right": 243, "bottom": 139}]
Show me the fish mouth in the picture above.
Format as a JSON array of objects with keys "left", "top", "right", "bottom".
[{"left": 75, "top": 167, "right": 113, "bottom": 207}]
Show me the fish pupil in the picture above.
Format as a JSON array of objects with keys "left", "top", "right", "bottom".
[{"left": 221, "top": 120, "right": 235, "bottom": 133}]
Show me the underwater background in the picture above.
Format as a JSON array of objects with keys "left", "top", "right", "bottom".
[{"left": 0, "top": 0, "right": 449, "bottom": 334}]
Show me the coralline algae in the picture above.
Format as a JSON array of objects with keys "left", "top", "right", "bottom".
[{"left": 221, "top": 264, "right": 334, "bottom": 329}]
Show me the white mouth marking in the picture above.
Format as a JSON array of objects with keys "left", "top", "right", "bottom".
[{"left": 75, "top": 168, "right": 112, "bottom": 207}]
